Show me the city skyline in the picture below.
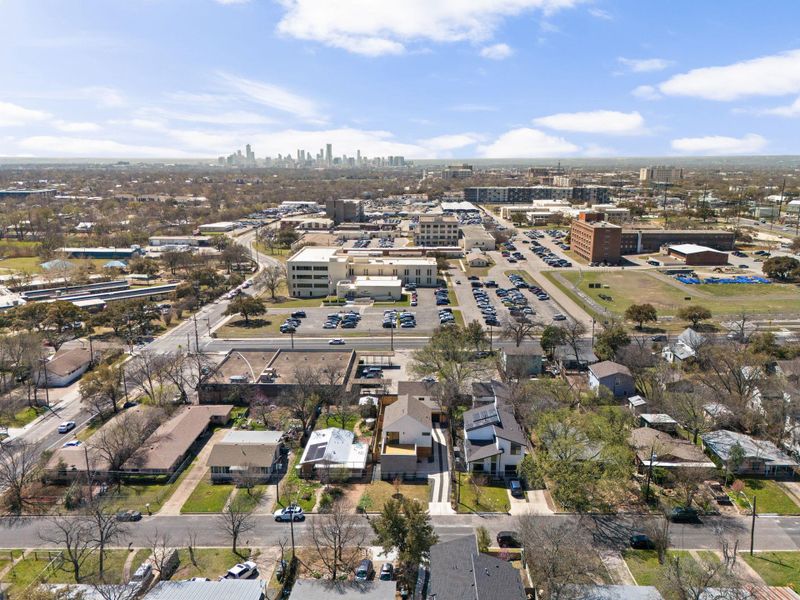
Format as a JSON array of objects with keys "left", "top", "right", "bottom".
[{"left": 1, "top": 1, "right": 800, "bottom": 159}]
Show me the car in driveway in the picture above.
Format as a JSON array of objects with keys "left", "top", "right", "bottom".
[
  {"left": 629, "top": 534, "right": 655, "bottom": 550},
  {"left": 328, "top": 338, "right": 345, "bottom": 345},
  {"left": 509, "top": 479, "right": 524, "bottom": 498},
  {"left": 116, "top": 510, "right": 142, "bottom": 522},
  {"left": 496, "top": 531, "right": 521, "bottom": 548},
  {"left": 355, "top": 559, "right": 374, "bottom": 581},
  {"left": 379, "top": 563, "right": 394, "bottom": 581},
  {"left": 58, "top": 421, "right": 76, "bottom": 434},
  {"left": 225, "top": 561, "right": 258, "bottom": 579},
  {"left": 274, "top": 505, "right": 305, "bottom": 522}
]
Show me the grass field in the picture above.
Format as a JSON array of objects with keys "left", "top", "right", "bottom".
[
  {"left": 741, "top": 552, "right": 800, "bottom": 592},
  {"left": 624, "top": 550, "right": 696, "bottom": 588},
  {"left": 555, "top": 269, "right": 800, "bottom": 317},
  {"left": 455, "top": 473, "right": 510, "bottom": 513},
  {"left": 315, "top": 412, "right": 359, "bottom": 431},
  {"left": 358, "top": 481, "right": 431, "bottom": 512},
  {"left": 180, "top": 475, "right": 234, "bottom": 513},
  {"left": 172, "top": 548, "right": 256, "bottom": 580},
  {"left": 1, "top": 405, "right": 47, "bottom": 428},
  {"left": 0, "top": 257, "right": 110, "bottom": 274},
  {"left": 736, "top": 479, "right": 800, "bottom": 515}
]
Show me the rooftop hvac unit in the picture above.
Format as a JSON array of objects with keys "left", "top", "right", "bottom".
[{"left": 229, "top": 374, "right": 249, "bottom": 383}]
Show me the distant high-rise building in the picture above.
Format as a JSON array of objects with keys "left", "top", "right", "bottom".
[
  {"left": 640, "top": 166, "right": 683, "bottom": 184},
  {"left": 325, "top": 143, "right": 333, "bottom": 164}
]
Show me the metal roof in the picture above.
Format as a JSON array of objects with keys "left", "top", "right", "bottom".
[{"left": 144, "top": 579, "right": 264, "bottom": 600}]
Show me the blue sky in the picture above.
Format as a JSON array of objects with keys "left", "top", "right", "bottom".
[{"left": 2, "top": 0, "right": 800, "bottom": 159}]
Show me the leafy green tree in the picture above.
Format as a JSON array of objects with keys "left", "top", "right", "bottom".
[
  {"left": 224, "top": 296, "right": 266, "bottom": 325},
  {"left": 463, "top": 320, "right": 488, "bottom": 354},
  {"left": 540, "top": 325, "right": 565, "bottom": 358},
  {"left": 624, "top": 303, "right": 658, "bottom": 329},
  {"left": 594, "top": 323, "right": 630, "bottom": 361},
  {"left": 80, "top": 363, "right": 125, "bottom": 416},
  {"left": 476, "top": 526, "right": 491, "bottom": 553},
  {"left": 676, "top": 305, "right": 712, "bottom": 328},
  {"left": 277, "top": 228, "right": 299, "bottom": 248},
  {"left": 762, "top": 255, "right": 800, "bottom": 280},
  {"left": 13, "top": 302, "right": 49, "bottom": 332},
  {"left": 370, "top": 497, "right": 438, "bottom": 588}
]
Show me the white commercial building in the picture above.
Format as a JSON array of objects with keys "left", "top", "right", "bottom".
[
  {"left": 336, "top": 276, "right": 402, "bottom": 300},
  {"left": 287, "top": 246, "right": 436, "bottom": 298},
  {"left": 460, "top": 225, "right": 495, "bottom": 251},
  {"left": 413, "top": 214, "right": 459, "bottom": 247},
  {"left": 199, "top": 221, "right": 237, "bottom": 233}
]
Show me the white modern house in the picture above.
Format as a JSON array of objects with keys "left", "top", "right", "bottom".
[
  {"left": 298, "top": 427, "right": 369, "bottom": 480},
  {"left": 380, "top": 396, "right": 432, "bottom": 479},
  {"left": 463, "top": 399, "right": 527, "bottom": 478}
]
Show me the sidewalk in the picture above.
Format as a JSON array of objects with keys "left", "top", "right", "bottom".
[
  {"left": 158, "top": 428, "right": 227, "bottom": 516},
  {"left": 508, "top": 489, "right": 554, "bottom": 516}
]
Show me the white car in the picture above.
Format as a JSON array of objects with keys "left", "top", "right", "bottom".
[
  {"left": 274, "top": 505, "right": 305, "bottom": 522},
  {"left": 63, "top": 440, "right": 81, "bottom": 448},
  {"left": 328, "top": 338, "right": 345, "bottom": 345},
  {"left": 225, "top": 561, "right": 258, "bottom": 579},
  {"left": 58, "top": 421, "right": 76, "bottom": 434}
]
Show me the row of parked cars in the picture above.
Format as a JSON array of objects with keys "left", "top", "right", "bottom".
[
  {"left": 383, "top": 309, "right": 417, "bottom": 328},
  {"left": 280, "top": 310, "right": 307, "bottom": 334},
  {"left": 323, "top": 310, "right": 362, "bottom": 329},
  {"left": 439, "top": 307, "right": 456, "bottom": 326},
  {"left": 434, "top": 287, "right": 450, "bottom": 306},
  {"left": 528, "top": 237, "right": 572, "bottom": 268},
  {"left": 377, "top": 237, "right": 394, "bottom": 248},
  {"left": 472, "top": 285, "right": 500, "bottom": 327}
]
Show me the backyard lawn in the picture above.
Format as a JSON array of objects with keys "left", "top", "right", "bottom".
[
  {"left": 454, "top": 473, "right": 510, "bottom": 513},
  {"left": 624, "top": 550, "right": 696, "bottom": 587},
  {"left": 180, "top": 475, "right": 234, "bottom": 513},
  {"left": 734, "top": 479, "right": 800, "bottom": 515},
  {"left": 358, "top": 481, "right": 431, "bottom": 512},
  {"left": 316, "top": 413, "right": 359, "bottom": 431},
  {"left": 741, "top": 552, "right": 800, "bottom": 592}
]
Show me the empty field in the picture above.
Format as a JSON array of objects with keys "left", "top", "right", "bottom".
[{"left": 556, "top": 270, "right": 800, "bottom": 317}]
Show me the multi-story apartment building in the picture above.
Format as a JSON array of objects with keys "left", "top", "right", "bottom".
[
  {"left": 639, "top": 166, "right": 684, "bottom": 184},
  {"left": 413, "top": 215, "right": 459, "bottom": 247},
  {"left": 325, "top": 198, "right": 364, "bottom": 224},
  {"left": 570, "top": 212, "right": 623, "bottom": 264},
  {"left": 464, "top": 185, "right": 609, "bottom": 204}
]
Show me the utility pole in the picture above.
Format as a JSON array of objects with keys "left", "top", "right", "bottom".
[
  {"left": 85, "top": 444, "right": 93, "bottom": 502},
  {"left": 644, "top": 448, "right": 656, "bottom": 501},
  {"left": 750, "top": 495, "right": 757, "bottom": 556},
  {"left": 122, "top": 365, "right": 129, "bottom": 403},
  {"left": 290, "top": 331, "right": 295, "bottom": 349},
  {"left": 88, "top": 335, "right": 94, "bottom": 366},
  {"left": 773, "top": 179, "right": 785, "bottom": 230},
  {"left": 193, "top": 313, "right": 200, "bottom": 352},
  {"left": 41, "top": 358, "right": 50, "bottom": 407},
  {"left": 389, "top": 322, "right": 394, "bottom": 351}
]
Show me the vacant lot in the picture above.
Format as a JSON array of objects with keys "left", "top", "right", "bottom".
[
  {"left": 455, "top": 473, "right": 510, "bottom": 513},
  {"left": 556, "top": 269, "right": 800, "bottom": 317}
]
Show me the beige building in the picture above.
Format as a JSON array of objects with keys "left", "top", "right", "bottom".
[
  {"left": 413, "top": 214, "right": 459, "bottom": 247},
  {"left": 460, "top": 225, "right": 495, "bottom": 251}
]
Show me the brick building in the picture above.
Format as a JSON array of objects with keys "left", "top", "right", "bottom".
[{"left": 570, "top": 212, "right": 622, "bottom": 264}]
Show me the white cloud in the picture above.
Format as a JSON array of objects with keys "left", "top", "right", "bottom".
[
  {"left": 658, "top": 49, "right": 800, "bottom": 101},
  {"left": 478, "top": 127, "right": 579, "bottom": 158},
  {"left": 140, "top": 107, "right": 275, "bottom": 126},
  {"left": 533, "top": 110, "right": 645, "bottom": 135},
  {"left": 759, "top": 96, "right": 800, "bottom": 117},
  {"left": 480, "top": 43, "right": 513, "bottom": 60},
  {"left": 671, "top": 133, "right": 767, "bottom": 155},
  {"left": 217, "top": 72, "right": 322, "bottom": 122},
  {"left": 17, "top": 136, "right": 194, "bottom": 158},
  {"left": 418, "top": 133, "right": 482, "bottom": 152},
  {"left": 617, "top": 57, "right": 672, "bottom": 73},
  {"left": 53, "top": 120, "right": 101, "bottom": 133},
  {"left": 588, "top": 7, "right": 612, "bottom": 20},
  {"left": 632, "top": 85, "right": 661, "bottom": 100},
  {"left": 0, "top": 101, "right": 51, "bottom": 127},
  {"left": 276, "top": 0, "right": 583, "bottom": 56}
]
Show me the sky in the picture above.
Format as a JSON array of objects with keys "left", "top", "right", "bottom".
[{"left": 2, "top": 0, "right": 800, "bottom": 160}]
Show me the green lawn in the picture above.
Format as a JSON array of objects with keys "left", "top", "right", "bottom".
[
  {"left": 741, "top": 552, "right": 800, "bottom": 592},
  {"left": 624, "top": 550, "right": 696, "bottom": 587},
  {"left": 216, "top": 317, "right": 282, "bottom": 338},
  {"left": 1, "top": 549, "right": 131, "bottom": 595},
  {"left": 359, "top": 481, "right": 431, "bottom": 511},
  {"left": 452, "top": 309, "right": 466, "bottom": 328},
  {"left": 234, "top": 486, "right": 268, "bottom": 512},
  {"left": 84, "top": 461, "right": 195, "bottom": 514},
  {"left": 735, "top": 479, "right": 800, "bottom": 515},
  {"left": 172, "top": 548, "right": 257, "bottom": 580},
  {"left": 1, "top": 405, "right": 46, "bottom": 428},
  {"left": 0, "top": 549, "right": 23, "bottom": 573},
  {"left": 0, "top": 257, "right": 110, "bottom": 274},
  {"left": 455, "top": 473, "right": 510, "bottom": 513},
  {"left": 447, "top": 286, "right": 459, "bottom": 307},
  {"left": 180, "top": 475, "right": 234, "bottom": 513},
  {"left": 374, "top": 293, "right": 411, "bottom": 307},
  {"left": 556, "top": 269, "right": 800, "bottom": 317},
  {"left": 316, "top": 412, "right": 359, "bottom": 431},
  {"left": 275, "top": 454, "right": 319, "bottom": 513}
]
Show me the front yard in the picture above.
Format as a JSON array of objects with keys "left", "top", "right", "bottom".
[
  {"left": 454, "top": 473, "right": 510, "bottom": 513},
  {"left": 180, "top": 475, "right": 234, "bottom": 513},
  {"left": 741, "top": 552, "right": 800, "bottom": 592},
  {"left": 172, "top": 548, "right": 258, "bottom": 581},
  {"left": 733, "top": 479, "right": 800, "bottom": 515},
  {"left": 275, "top": 454, "right": 319, "bottom": 513},
  {"left": 624, "top": 550, "right": 697, "bottom": 588},
  {"left": 358, "top": 480, "right": 431, "bottom": 512}
]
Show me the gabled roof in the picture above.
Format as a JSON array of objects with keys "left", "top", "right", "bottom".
[
  {"left": 383, "top": 396, "right": 431, "bottom": 429},
  {"left": 208, "top": 430, "right": 283, "bottom": 469},
  {"left": 42, "top": 347, "right": 92, "bottom": 378},
  {"left": 677, "top": 327, "right": 706, "bottom": 348},
  {"left": 472, "top": 553, "right": 526, "bottom": 600},
  {"left": 702, "top": 430, "right": 799, "bottom": 467},
  {"left": 629, "top": 428, "right": 715, "bottom": 466},
  {"left": 397, "top": 380, "right": 439, "bottom": 398},
  {"left": 589, "top": 361, "right": 632, "bottom": 379}
]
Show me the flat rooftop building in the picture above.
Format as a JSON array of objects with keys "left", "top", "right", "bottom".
[
  {"left": 570, "top": 212, "right": 622, "bottom": 264},
  {"left": 667, "top": 244, "right": 728, "bottom": 266}
]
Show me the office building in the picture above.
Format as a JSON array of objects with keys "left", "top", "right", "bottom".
[
  {"left": 325, "top": 198, "right": 364, "bottom": 224},
  {"left": 639, "top": 166, "right": 684, "bottom": 184},
  {"left": 620, "top": 229, "right": 735, "bottom": 254},
  {"left": 570, "top": 212, "right": 622, "bottom": 264},
  {"left": 325, "top": 143, "right": 332, "bottom": 164},
  {"left": 442, "top": 164, "right": 474, "bottom": 180},
  {"left": 460, "top": 225, "right": 496, "bottom": 251},
  {"left": 464, "top": 186, "right": 608, "bottom": 204},
  {"left": 413, "top": 215, "right": 459, "bottom": 247}
]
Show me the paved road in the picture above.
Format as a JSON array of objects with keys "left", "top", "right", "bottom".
[{"left": 2, "top": 512, "right": 799, "bottom": 552}]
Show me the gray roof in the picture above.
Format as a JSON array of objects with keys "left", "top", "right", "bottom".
[
  {"left": 589, "top": 361, "right": 632, "bottom": 380},
  {"left": 564, "top": 585, "right": 664, "bottom": 600},
  {"left": 463, "top": 405, "right": 526, "bottom": 446},
  {"left": 383, "top": 395, "right": 432, "bottom": 429},
  {"left": 464, "top": 439, "right": 503, "bottom": 463},
  {"left": 702, "top": 430, "right": 799, "bottom": 467},
  {"left": 428, "top": 535, "right": 526, "bottom": 600},
  {"left": 397, "top": 380, "right": 440, "bottom": 398},
  {"left": 289, "top": 579, "right": 395, "bottom": 600},
  {"left": 144, "top": 579, "right": 264, "bottom": 600}
]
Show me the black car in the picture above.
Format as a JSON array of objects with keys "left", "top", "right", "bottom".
[
  {"left": 379, "top": 563, "right": 394, "bottom": 581},
  {"left": 291, "top": 311, "right": 307, "bottom": 319},
  {"left": 669, "top": 506, "right": 700, "bottom": 523},
  {"left": 629, "top": 534, "right": 655, "bottom": 550},
  {"left": 496, "top": 531, "right": 521, "bottom": 548}
]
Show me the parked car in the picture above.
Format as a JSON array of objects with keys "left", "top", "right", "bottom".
[
  {"left": 225, "top": 561, "right": 258, "bottom": 579},
  {"left": 355, "top": 559, "right": 374, "bottom": 581},
  {"left": 291, "top": 311, "right": 306, "bottom": 318},
  {"left": 116, "top": 510, "right": 142, "bottom": 522},
  {"left": 274, "top": 505, "right": 305, "bottom": 522},
  {"left": 629, "top": 534, "right": 655, "bottom": 550},
  {"left": 669, "top": 506, "right": 700, "bottom": 523},
  {"left": 58, "top": 421, "right": 76, "bottom": 434},
  {"left": 379, "top": 563, "right": 394, "bottom": 581},
  {"left": 508, "top": 479, "right": 524, "bottom": 498},
  {"left": 496, "top": 531, "right": 521, "bottom": 548}
]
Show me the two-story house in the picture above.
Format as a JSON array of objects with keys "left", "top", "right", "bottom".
[
  {"left": 463, "top": 399, "right": 527, "bottom": 478},
  {"left": 380, "top": 396, "right": 432, "bottom": 479}
]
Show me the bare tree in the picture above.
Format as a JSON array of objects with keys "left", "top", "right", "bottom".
[
  {"left": 0, "top": 439, "right": 41, "bottom": 513},
  {"left": 559, "top": 320, "right": 587, "bottom": 367},
  {"left": 185, "top": 530, "right": 199, "bottom": 567},
  {"left": 308, "top": 499, "right": 367, "bottom": 581},
  {"left": 127, "top": 351, "right": 172, "bottom": 405},
  {"left": 87, "top": 501, "right": 127, "bottom": 579},
  {"left": 93, "top": 410, "right": 160, "bottom": 478},
  {"left": 261, "top": 263, "right": 287, "bottom": 301},
  {"left": 665, "top": 391, "right": 710, "bottom": 445},
  {"left": 89, "top": 582, "right": 140, "bottom": 600},
  {"left": 146, "top": 529, "right": 175, "bottom": 580},
  {"left": 658, "top": 549, "right": 745, "bottom": 600},
  {"left": 501, "top": 318, "right": 541, "bottom": 347},
  {"left": 216, "top": 495, "right": 256, "bottom": 556},
  {"left": 642, "top": 514, "right": 671, "bottom": 565},
  {"left": 41, "top": 513, "right": 96, "bottom": 583}
]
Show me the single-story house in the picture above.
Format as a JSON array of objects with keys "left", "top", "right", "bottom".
[
  {"left": 122, "top": 405, "right": 233, "bottom": 475},
  {"left": 380, "top": 396, "right": 432, "bottom": 480},
  {"left": 588, "top": 361, "right": 635, "bottom": 397},
  {"left": 33, "top": 347, "right": 93, "bottom": 388},
  {"left": 208, "top": 430, "right": 284, "bottom": 483},
  {"left": 553, "top": 342, "right": 598, "bottom": 370},
  {"left": 463, "top": 400, "right": 527, "bottom": 478},
  {"left": 499, "top": 340, "right": 543, "bottom": 377},
  {"left": 629, "top": 427, "right": 716, "bottom": 473},
  {"left": 289, "top": 580, "right": 394, "bottom": 600},
  {"left": 466, "top": 252, "right": 489, "bottom": 268},
  {"left": 702, "top": 430, "right": 799, "bottom": 479},
  {"left": 639, "top": 413, "right": 679, "bottom": 433},
  {"left": 145, "top": 579, "right": 265, "bottom": 600},
  {"left": 662, "top": 328, "right": 706, "bottom": 363},
  {"left": 427, "top": 535, "right": 526, "bottom": 600},
  {"left": 298, "top": 427, "right": 369, "bottom": 480}
]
